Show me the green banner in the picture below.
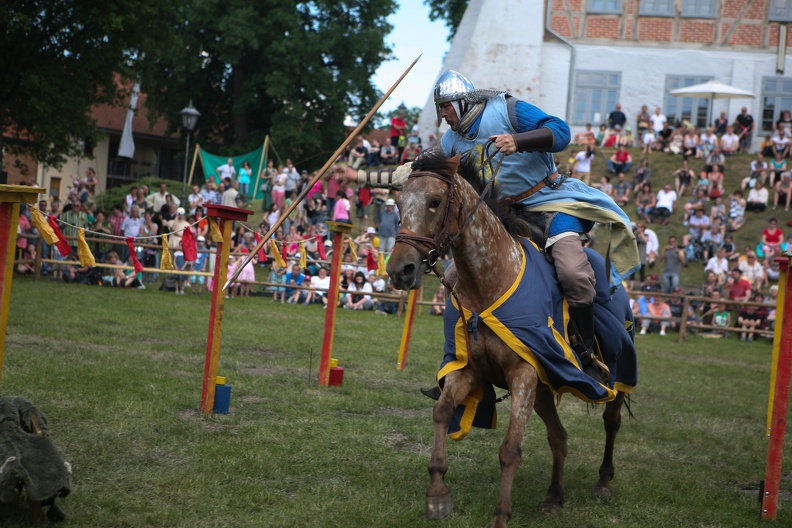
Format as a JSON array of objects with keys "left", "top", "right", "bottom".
[{"left": 199, "top": 145, "right": 267, "bottom": 199}]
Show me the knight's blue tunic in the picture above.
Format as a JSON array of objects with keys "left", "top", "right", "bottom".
[
  {"left": 439, "top": 240, "right": 638, "bottom": 440},
  {"left": 440, "top": 94, "right": 640, "bottom": 287}
]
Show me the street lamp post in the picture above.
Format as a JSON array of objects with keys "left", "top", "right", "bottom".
[{"left": 180, "top": 100, "right": 201, "bottom": 203}]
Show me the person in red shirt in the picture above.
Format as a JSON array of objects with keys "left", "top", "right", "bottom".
[
  {"left": 727, "top": 268, "right": 752, "bottom": 302},
  {"left": 607, "top": 145, "right": 633, "bottom": 174},
  {"left": 761, "top": 217, "right": 783, "bottom": 255},
  {"left": 390, "top": 107, "right": 408, "bottom": 160}
]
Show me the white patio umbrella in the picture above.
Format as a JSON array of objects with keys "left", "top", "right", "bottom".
[{"left": 669, "top": 80, "right": 755, "bottom": 126}]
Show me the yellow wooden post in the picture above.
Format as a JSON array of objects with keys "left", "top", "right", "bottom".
[
  {"left": 0, "top": 185, "right": 47, "bottom": 383},
  {"left": 397, "top": 289, "right": 419, "bottom": 370},
  {"left": 766, "top": 261, "right": 788, "bottom": 436}
]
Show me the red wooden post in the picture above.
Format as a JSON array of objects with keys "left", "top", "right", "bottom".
[
  {"left": 0, "top": 185, "right": 46, "bottom": 383},
  {"left": 319, "top": 221, "right": 353, "bottom": 386},
  {"left": 762, "top": 256, "right": 792, "bottom": 519},
  {"left": 200, "top": 204, "right": 252, "bottom": 414}
]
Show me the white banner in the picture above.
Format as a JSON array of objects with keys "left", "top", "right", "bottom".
[{"left": 118, "top": 81, "right": 140, "bottom": 159}]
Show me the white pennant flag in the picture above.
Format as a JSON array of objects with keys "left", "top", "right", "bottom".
[{"left": 118, "top": 81, "right": 140, "bottom": 159}]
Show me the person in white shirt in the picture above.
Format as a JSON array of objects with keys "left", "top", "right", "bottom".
[
  {"left": 738, "top": 252, "right": 767, "bottom": 291},
  {"left": 771, "top": 124, "right": 791, "bottom": 158},
  {"left": 704, "top": 247, "right": 729, "bottom": 283},
  {"left": 746, "top": 180, "right": 769, "bottom": 212},
  {"left": 719, "top": 126, "right": 740, "bottom": 156},
  {"left": 573, "top": 146, "right": 594, "bottom": 185},
  {"left": 216, "top": 158, "right": 236, "bottom": 184},
  {"left": 651, "top": 184, "right": 677, "bottom": 225},
  {"left": 650, "top": 107, "right": 667, "bottom": 134},
  {"left": 306, "top": 267, "right": 331, "bottom": 307}
]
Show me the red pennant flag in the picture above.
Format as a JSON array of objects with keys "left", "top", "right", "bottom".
[
  {"left": 281, "top": 240, "right": 288, "bottom": 262},
  {"left": 126, "top": 237, "right": 144, "bottom": 273},
  {"left": 47, "top": 216, "right": 73, "bottom": 256},
  {"left": 367, "top": 249, "right": 378, "bottom": 271},
  {"left": 254, "top": 233, "right": 268, "bottom": 263},
  {"left": 317, "top": 235, "right": 326, "bottom": 260},
  {"left": 181, "top": 227, "right": 198, "bottom": 262}
]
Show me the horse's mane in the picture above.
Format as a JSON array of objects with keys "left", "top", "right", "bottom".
[{"left": 411, "top": 149, "right": 536, "bottom": 241}]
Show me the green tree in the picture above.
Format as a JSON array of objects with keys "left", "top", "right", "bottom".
[
  {"left": 0, "top": 0, "right": 180, "bottom": 173},
  {"left": 425, "top": 0, "right": 469, "bottom": 40},
  {"left": 140, "top": 0, "right": 397, "bottom": 168}
]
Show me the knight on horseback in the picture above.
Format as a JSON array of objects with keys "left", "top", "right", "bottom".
[{"left": 424, "top": 69, "right": 640, "bottom": 386}]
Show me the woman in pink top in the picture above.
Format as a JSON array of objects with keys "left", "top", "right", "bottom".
[{"left": 332, "top": 190, "right": 350, "bottom": 223}]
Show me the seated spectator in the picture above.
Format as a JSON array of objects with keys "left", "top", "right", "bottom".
[
  {"left": 707, "top": 165, "right": 725, "bottom": 200},
  {"left": 770, "top": 123, "right": 791, "bottom": 158},
  {"left": 700, "top": 271, "right": 723, "bottom": 299},
  {"left": 632, "top": 158, "right": 652, "bottom": 191},
  {"left": 340, "top": 271, "right": 374, "bottom": 310},
  {"left": 720, "top": 126, "right": 740, "bottom": 156},
  {"left": 769, "top": 151, "right": 787, "bottom": 187},
  {"left": 638, "top": 296, "right": 672, "bottom": 336},
  {"left": 727, "top": 268, "right": 752, "bottom": 301},
  {"left": 601, "top": 125, "right": 620, "bottom": 148},
  {"left": 704, "top": 247, "right": 729, "bottom": 284},
  {"left": 574, "top": 124, "right": 597, "bottom": 146},
  {"left": 641, "top": 128, "right": 656, "bottom": 154},
  {"left": 727, "top": 190, "right": 747, "bottom": 231},
  {"left": 613, "top": 172, "right": 631, "bottom": 207},
  {"left": 709, "top": 195, "right": 727, "bottom": 225},
  {"left": 703, "top": 147, "right": 725, "bottom": 175},
  {"left": 635, "top": 183, "right": 656, "bottom": 224},
  {"left": 650, "top": 184, "right": 677, "bottom": 225},
  {"left": 763, "top": 245, "right": 782, "bottom": 282},
  {"left": 765, "top": 285, "right": 779, "bottom": 331},
  {"left": 682, "top": 128, "right": 700, "bottom": 158},
  {"left": 699, "top": 128, "right": 717, "bottom": 158},
  {"left": 702, "top": 293, "right": 731, "bottom": 337},
  {"left": 722, "top": 233, "right": 739, "bottom": 261},
  {"left": 673, "top": 160, "right": 693, "bottom": 196},
  {"left": 284, "top": 263, "right": 308, "bottom": 304},
  {"left": 656, "top": 123, "right": 673, "bottom": 153},
  {"left": 595, "top": 123, "right": 607, "bottom": 146},
  {"left": 596, "top": 175, "right": 613, "bottom": 197},
  {"left": 640, "top": 273, "right": 663, "bottom": 293},
  {"left": 745, "top": 153, "right": 768, "bottom": 189},
  {"left": 367, "top": 140, "right": 382, "bottom": 167},
  {"left": 746, "top": 181, "right": 769, "bottom": 212},
  {"left": 189, "top": 236, "right": 209, "bottom": 295},
  {"left": 430, "top": 287, "right": 446, "bottom": 315},
  {"left": 686, "top": 206, "right": 710, "bottom": 245},
  {"left": 773, "top": 171, "right": 792, "bottom": 211},
  {"left": 380, "top": 144, "right": 399, "bottom": 165},
  {"left": 607, "top": 145, "right": 633, "bottom": 174},
  {"left": 105, "top": 251, "right": 143, "bottom": 288},
  {"left": 269, "top": 262, "right": 287, "bottom": 303},
  {"left": 761, "top": 217, "right": 784, "bottom": 255},
  {"left": 305, "top": 266, "right": 331, "bottom": 307},
  {"left": 348, "top": 138, "right": 368, "bottom": 170},
  {"left": 738, "top": 251, "right": 767, "bottom": 291},
  {"left": 682, "top": 188, "right": 708, "bottom": 226},
  {"left": 619, "top": 127, "right": 635, "bottom": 147},
  {"left": 737, "top": 304, "right": 764, "bottom": 342}
]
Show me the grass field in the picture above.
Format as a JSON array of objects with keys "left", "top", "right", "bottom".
[{"left": 1, "top": 277, "right": 789, "bottom": 527}]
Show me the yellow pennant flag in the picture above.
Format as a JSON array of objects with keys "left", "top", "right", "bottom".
[
  {"left": 209, "top": 217, "right": 223, "bottom": 243},
  {"left": 29, "top": 206, "right": 58, "bottom": 245},
  {"left": 299, "top": 240, "right": 307, "bottom": 269},
  {"left": 77, "top": 228, "right": 96, "bottom": 267},
  {"left": 348, "top": 236, "right": 358, "bottom": 262},
  {"left": 270, "top": 239, "right": 286, "bottom": 269},
  {"left": 377, "top": 250, "right": 386, "bottom": 276},
  {"left": 160, "top": 233, "right": 175, "bottom": 270}
]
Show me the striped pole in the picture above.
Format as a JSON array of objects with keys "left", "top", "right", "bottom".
[
  {"left": 397, "top": 289, "right": 419, "bottom": 370},
  {"left": 762, "top": 256, "right": 792, "bottom": 519}
]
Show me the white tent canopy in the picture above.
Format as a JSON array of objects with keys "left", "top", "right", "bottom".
[{"left": 669, "top": 81, "right": 755, "bottom": 126}]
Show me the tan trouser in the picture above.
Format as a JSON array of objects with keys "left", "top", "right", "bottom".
[{"left": 546, "top": 235, "right": 596, "bottom": 307}]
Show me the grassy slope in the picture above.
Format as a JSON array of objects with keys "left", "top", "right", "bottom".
[{"left": 1, "top": 278, "right": 788, "bottom": 527}]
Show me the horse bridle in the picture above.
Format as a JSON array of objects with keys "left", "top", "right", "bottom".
[{"left": 394, "top": 140, "right": 503, "bottom": 275}]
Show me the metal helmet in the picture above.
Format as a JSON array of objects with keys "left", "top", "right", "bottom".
[{"left": 434, "top": 70, "right": 475, "bottom": 125}]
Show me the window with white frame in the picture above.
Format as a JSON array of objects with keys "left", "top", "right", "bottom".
[
  {"left": 681, "top": 0, "right": 717, "bottom": 18},
  {"left": 664, "top": 75, "right": 713, "bottom": 128},
  {"left": 572, "top": 71, "right": 621, "bottom": 125},
  {"left": 761, "top": 77, "right": 792, "bottom": 132},
  {"left": 587, "top": 0, "right": 622, "bottom": 14},
  {"left": 640, "top": 0, "right": 675, "bottom": 17},
  {"left": 770, "top": 0, "right": 792, "bottom": 22}
]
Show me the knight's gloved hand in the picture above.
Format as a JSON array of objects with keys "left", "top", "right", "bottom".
[{"left": 357, "top": 164, "right": 412, "bottom": 189}]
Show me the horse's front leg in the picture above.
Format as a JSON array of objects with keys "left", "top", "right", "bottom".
[
  {"left": 426, "top": 368, "right": 476, "bottom": 520},
  {"left": 596, "top": 391, "right": 625, "bottom": 493},
  {"left": 493, "top": 364, "right": 538, "bottom": 528},
  {"left": 533, "top": 384, "right": 568, "bottom": 514}
]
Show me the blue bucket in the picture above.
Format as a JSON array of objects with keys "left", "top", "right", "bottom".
[{"left": 213, "top": 384, "right": 232, "bottom": 414}]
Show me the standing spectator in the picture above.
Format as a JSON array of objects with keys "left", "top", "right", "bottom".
[
  {"left": 651, "top": 184, "right": 677, "bottom": 225},
  {"left": 188, "top": 184, "right": 204, "bottom": 215},
  {"left": 284, "top": 162, "right": 301, "bottom": 195},
  {"left": 332, "top": 190, "right": 350, "bottom": 224},
  {"left": 378, "top": 198, "right": 399, "bottom": 255},
  {"left": 60, "top": 197, "right": 89, "bottom": 252},
  {"left": 271, "top": 166, "right": 287, "bottom": 210},
  {"left": 390, "top": 107, "right": 408, "bottom": 159},
  {"left": 146, "top": 183, "right": 180, "bottom": 213},
  {"left": 573, "top": 145, "right": 594, "bottom": 185},
  {"left": 221, "top": 180, "right": 240, "bottom": 207},
  {"left": 608, "top": 103, "right": 626, "bottom": 130},
  {"left": 636, "top": 105, "right": 651, "bottom": 138},
  {"left": 734, "top": 106, "right": 754, "bottom": 153},
  {"left": 607, "top": 145, "right": 632, "bottom": 174},
  {"left": 259, "top": 159, "right": 275, "bottom": 212},
  {"left": 712, "top": 111, "right": 729, "bottom": 136},
  {"left": 238, "top": 161, "right": 252, "bottom": 199},
  {"left": 216, "top": 158, "right": 236, "bottom": 184},
  {"left": 661, "top": 235, "right": 685, "bottom": 294},
  {"left": 650, "top": 107, "right": 667, "bottom": 135}
]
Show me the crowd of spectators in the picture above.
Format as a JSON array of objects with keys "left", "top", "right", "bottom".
[{"left": 570, "top": 102, "right": 790, "bottom": 340}]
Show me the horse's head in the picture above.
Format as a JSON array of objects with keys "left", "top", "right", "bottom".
[{"left": 387, "top": 154, "right": 467, "bottom": 290}]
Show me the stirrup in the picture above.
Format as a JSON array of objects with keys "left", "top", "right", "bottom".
[{"left": 578, "top": 349, "right": 611, "bottom": 383}]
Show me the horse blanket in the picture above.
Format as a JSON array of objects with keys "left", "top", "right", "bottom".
[{"left": 437, "top": 239, "right": 637, "bottom": 440}]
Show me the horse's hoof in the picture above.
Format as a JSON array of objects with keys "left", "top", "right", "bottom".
[
  {"left": 539, "top": 501, "right": 563, "bottom": 515},
  {"left": 47, "top": 504, "right": 67, "bottom": 522},
  {"left": 593, "top": 483, "right": 613, "bottom": 498},
  {"left": 426, "top": 492, "right": 453, "bottom": 519}
]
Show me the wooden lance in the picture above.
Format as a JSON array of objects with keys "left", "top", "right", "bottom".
[{"left": 223, "top": 55, "right": 422, "bottom": 290}]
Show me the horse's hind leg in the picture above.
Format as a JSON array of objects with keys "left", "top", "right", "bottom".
[
  {"left": 595, "top": 391, "right": 626, "bottom": 494},
  {"left": 426, "top": 368, "right": 476, "bottom": 520},
  {"left": 493, "top": 364, "right": 538, "bottom": 528},
  {"left": 533, "top": 385, "right": 568, "bottom": 514}
]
